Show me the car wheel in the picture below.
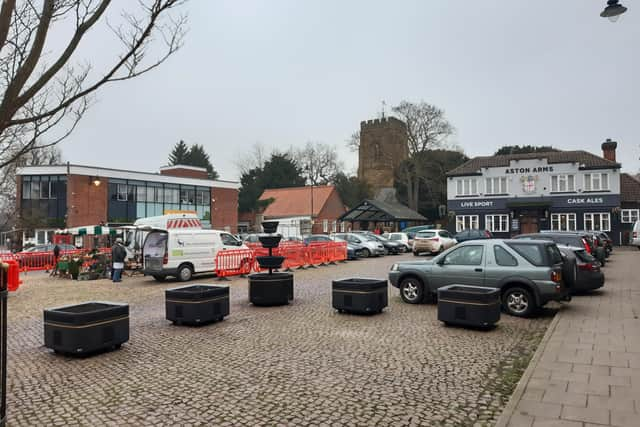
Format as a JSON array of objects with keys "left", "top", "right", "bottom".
[
  {"left": 152, "top": 275, "right": 166, "bottom": 282},
  {"left": 399, "top": 277, "right": 424, "bottom": 304},
  {"left": 177, "top": 264, "right": 193, "bottom": 282},
  {"left": 502, "top": 287, "right": 536, "bottom": 317},
  {"left": 361, "top": 248, "right": 370, "bottom": 258}
]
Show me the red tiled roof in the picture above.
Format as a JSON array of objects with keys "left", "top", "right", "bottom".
[
  {"left": 260, "top": 185, "right": 336, "bottom": 217},
  {"left": 621, "top": 173, "right": 640, "bottom": 203}
]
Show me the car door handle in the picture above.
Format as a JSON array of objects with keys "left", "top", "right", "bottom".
[{"left": 474, "top": 268, "right": 483, "bottom": 272}]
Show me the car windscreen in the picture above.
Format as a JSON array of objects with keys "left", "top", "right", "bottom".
[
  {"left": 574, "top": 249, "right": 597, "bottom": 263},
  {"left": 546, "top": 244, "right": 563, "bottom": 265},
  {"left": 506, "top": 242, "right": 549, "bottom": 266},
  {"left": 416, "top": 231, "right": 436, "bottom": 238},
  {"left": 389, "top": 234, "right": 402, "bottom": 241}
]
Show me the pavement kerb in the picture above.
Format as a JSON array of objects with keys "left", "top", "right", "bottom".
[{"left": 494, "top": 309, "right": 562, "bottom": 427}]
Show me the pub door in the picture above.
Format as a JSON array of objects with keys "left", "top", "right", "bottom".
[{"left": 519, "top": 215, "right": 539, "bottom": 234}]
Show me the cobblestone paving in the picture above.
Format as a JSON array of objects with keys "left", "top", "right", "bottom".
[{"left": 6, "top": 254, "right": 553, "bottom": 426}]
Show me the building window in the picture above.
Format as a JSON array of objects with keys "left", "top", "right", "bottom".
[
  {"left": 485, "top": 214, "right": 509, "bottom": 232},
  {"left": 584, "top": 213, "right": 610, "bottom": 231},
  {"left": 340, "top": 222, "right": 346, "bottom": 232},
  {"left": 322, "top": 219, "right": 329, "bottom": 233},
  {"left": 117, "top": 184, "right": 128, "bottom": 201},
  {"left": 456, "top": 215, "right": 479, "bottom": 232},
  {"left": 456, "top": 178, "right": 478, "bottom": 196},
  {"left": 584, "top": 173, "right": 609, "bottom": 192},
  {"left": 331, "top": 221, "right": 337, "bottom": 233},
  {"left": 621, "top": 209, "right": 639, "bottom": 224},
  {"left": 551, "top": 213, "right": 577, "bottom": 231},
  {"left": 551, "top": 174, "right": 575, "bottom": 193},
  {"left": 485, "top": 177, "right": 507, "bottom": 195}
]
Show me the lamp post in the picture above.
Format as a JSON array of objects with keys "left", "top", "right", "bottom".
[
  {"left": 306, "top": 165, "right": 314, "bottom": 235},
  {"left": 601, "top": 0, "right": 627, "bottom": 22}
]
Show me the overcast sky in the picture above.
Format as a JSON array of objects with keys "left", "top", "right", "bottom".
[{"left": 58, "top": 0, "right": 640, "bottom": 181}]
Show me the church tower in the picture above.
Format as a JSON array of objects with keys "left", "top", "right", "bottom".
[{"left": 357, "top": 117, "right": 409, "bottom": 196}]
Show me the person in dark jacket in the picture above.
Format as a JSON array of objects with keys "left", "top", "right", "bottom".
[
  {"left": 111, "top": 238, "right": 127, "bottom": 282},
  {"left": 51, "top": 243, "right": 61, "bottom": 276}
]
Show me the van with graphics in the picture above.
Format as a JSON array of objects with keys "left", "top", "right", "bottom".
[
  {"left": 142, "top": 229, "right": 248, "bottom": 282},
  {"left": 123, "top": 213, "right": 202, "bottom": 260}
]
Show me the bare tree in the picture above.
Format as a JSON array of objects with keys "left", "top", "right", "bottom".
[
  {"left": 291, "top": 141, "right": 343, "bottom": 186},
  {"left": 392, "top": 101, "right": 455, "bottom": 210},
  {"left": 235, "top": 142, "right": 268, "bottom": 175},
  {"left": 346, "top": 130, "right": 360, "bottom": 152},
  {"left": 0, "top": 0, "right": 188, "bottom": 170}
]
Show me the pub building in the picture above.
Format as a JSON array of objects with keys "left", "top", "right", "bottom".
[{"left": 446, "top": 140, "right": 631, "bottom": 245}]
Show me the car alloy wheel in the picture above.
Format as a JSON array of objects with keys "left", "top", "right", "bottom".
[
  {"left": 178, "top": 265, "right": 193, "bottom": 282},
  {"left": 361, "top": 248, "right": 370, "bottom": 258},
  {"left": 400, "top": 278, "right": 423, "bottom": 304},
  {"left": 503, "top": 287, "right": 535, "bottom": 317}
]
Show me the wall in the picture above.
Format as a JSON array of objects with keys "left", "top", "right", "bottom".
[
  {"left": 314, "top": 189, "right": 347, "bottom": 234},
  {"left": 358, "top": 117, "right": 408, "bottom": 194},
  {"left": 66, "top": 175, "right": 109, "bottom": 227},
  {"left": 211, "top": 187, "right": 238, "bottom": 233}
]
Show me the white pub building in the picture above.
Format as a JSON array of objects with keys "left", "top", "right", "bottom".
[{"left": 446, "top": 140, "right": 629, "bottom": 245}]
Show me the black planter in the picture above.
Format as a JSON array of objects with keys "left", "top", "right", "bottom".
[
  {"left": 44, "top": 302, "right": 129, "bottom": 356},
  {"left": 258, "top": 235, "right": 282, "bottom": 248},
  {"left": 332, "top": 278, "right": 388, "bottom": 314},
  {"left": 249, "top": 272, "right": 293, "bottom": 306},
  {"left": 165, "top": 284, "right": 230, "bottom": 326},
  {"left": 261, "top": 221, "right": 279, "bottom": 234},
  {"left": 437, "top": 285, "right": 500, "bottom": 328},
  {"left": 256, "top": 256, "right": 285, "bottom": 269}
]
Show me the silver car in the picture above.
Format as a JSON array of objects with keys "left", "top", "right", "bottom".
[
  {"left": 388, "top": 239, "right": 570, "bottom": 317},
  {"left": 333, "top": 233, "right": 385, "bottom": 257}
]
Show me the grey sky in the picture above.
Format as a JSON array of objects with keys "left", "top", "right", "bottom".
[{"left": 59, "top": 0, "right": 640, "bottom": 181}]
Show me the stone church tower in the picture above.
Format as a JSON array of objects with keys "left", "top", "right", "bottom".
[{"left": 357, "top": 117, "right": 409, "bottom": 197}]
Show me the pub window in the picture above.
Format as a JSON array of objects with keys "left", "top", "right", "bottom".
[
  {"left": 455, "top": 215, "right": 479, "bottom": 232},
  {"left": 551, "top": 174, "right": 575, "bottom": 192},
  {"left": 456, "top": 178, "right": 478, "bottom": 196},
  {"left": 323, "top": 219, "right": 329, "bottom": 233},
  {"left": 485, "top": 177, "right": 507, "bottom": 195},
  {"left": 117, "top": 184, "right": 128, "bottom": 201},
  {"left": 485, "top": 214, "right": 509, "bottom": 232},
  {"left": 621, "top": 209, "right": 639, "bottom": 224},
  {"left": 551, "top": 213, "right": 577, "bottom": 231},
  {"left": 584, "top": 212, "right": 610, "bottom": 232},
  {"left": 584, "top": 173, "right": 609, "bottom": 192}
]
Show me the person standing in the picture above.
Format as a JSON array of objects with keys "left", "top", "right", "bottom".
[
  {"left": 51, "top": 243, "right": 61, "bottom": 276},
  {"left": 111, "top": 238, "right": 126, "bottom": 283}
]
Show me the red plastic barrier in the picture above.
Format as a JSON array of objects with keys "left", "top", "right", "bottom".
[
  {"left": 328, "top": 241, "right": 347, "bottom": 262},
  {"left": 307, "top": 242, "right": 329, "bottom": 266},
  {"left": 279, "top": 243, "right": 307, "bottom": 270},
  {"left": 4, "top": 260, "right": 22, "bottom": 291},
  {"left": 17, "top": 251, "right": 55, "bottom": 272},
  {"left": 215, "top": 249, "right": 254, "bottom": 277}
]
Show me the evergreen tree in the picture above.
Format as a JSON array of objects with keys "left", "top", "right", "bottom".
[
  {"left": 168, "top": 140, "right": 189, "bottom": 165},
  {"left": 494, "top": 145, "right": 559, "bottom": 156},
  {"left": 333, "top": 172, "right": 371, "bottom": 209},
  {"left": 238, "top": 153, "right": 305, "bottom": 212}
]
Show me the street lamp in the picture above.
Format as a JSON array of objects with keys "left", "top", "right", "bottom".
[{"left": 601, "top": 0, "right": 627, "bottom": 22}]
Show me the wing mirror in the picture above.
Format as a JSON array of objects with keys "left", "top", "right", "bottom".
[{"left": 436, "top": 257, "right": 445, "bottom": 265}]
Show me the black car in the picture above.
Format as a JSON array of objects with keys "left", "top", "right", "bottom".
[
  {"left": 453, "top": 229, "right": 493, "bottom": 243},
  {"left": 368, "top": 234, "right": 404, "bottom": 255},
  {"left": 530, "top": 231, "right": 607, "bottom": 266},
  {"left": 557, "top": 246, "right": 604, "bottom": 293}
]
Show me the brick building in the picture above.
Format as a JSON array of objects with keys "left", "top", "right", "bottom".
[
  {"left": 16, "top": 163, "right": 239, "bottom": 245},
  {"left": 258, "top": 185, "right": 347, "bottom": 235}
]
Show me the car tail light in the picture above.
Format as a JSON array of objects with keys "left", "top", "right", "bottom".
[
  {"left": 551, "top": 270, "right": 562, "bottom": 283},
  {"left": 484, "top": 231, "right": 491, "bottom": 237},
  {"left": 634, "top": 232, "right": 638, "bottom": 239},
  {"left": 579, "top": 263, "right": 600, "bottom": 272},
  {"left": 582, "top": 238, "right": 591, "bottom": 254}
]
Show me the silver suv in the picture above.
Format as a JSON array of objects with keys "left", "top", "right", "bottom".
[
  {"left": 333, "top": 233, "right": 385, "bottom": 257},
  {"left": 388, "top": 239, "right": 570, "bottom": 317}
]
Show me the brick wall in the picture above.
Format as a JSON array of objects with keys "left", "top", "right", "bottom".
[
  {"left": 160, "top": 167, "right": 208, "bottom": 180},
  {"left": 66, "top": 175, "right": 108, "bottom": 227},
  {"left": 314, "top": 189, "right": 347, "bottom": 234},
  {"left": 211, "top": 187, "right": 238, "bottom": 233}
]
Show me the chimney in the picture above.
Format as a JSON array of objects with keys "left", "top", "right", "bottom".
[{"left": 601, "top": 138, "right": 617, "bottom": 162}]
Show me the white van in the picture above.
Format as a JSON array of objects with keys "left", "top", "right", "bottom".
[
  {"left": 142, "top": 229, "right": 248, "bottom": 281},
  {"left": 631, "top": 220, "right": 640, "bottom": 249},
  {"left": 123, "top": 214, "right": 203, "bottom": 261}
]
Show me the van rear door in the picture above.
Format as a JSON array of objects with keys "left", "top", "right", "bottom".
[{"left": 143, "top": 231, "right": 168, "bottom": 273}]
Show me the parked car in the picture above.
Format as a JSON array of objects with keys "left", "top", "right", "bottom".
[
  {"left": 333, "top": 233, "right": 385, "bottom": 257},
  {"left": 632, "top": 220, "right": 640, "bottom": 249},
  {"left": 368, "top": 234, "right": 404, "bottom": 255},
  {"left": 242, "top": 234, "right": 261, "bottom": 244},
  {"left": 412, "top": 229, "right": 457, "bottom": 256},
  {"left": 594, "top": 231, "right": 613, "bottom": 254},
  {"left": 387, "top": 232, "right": 412, "bottom": 252},
  {"left": 453, "top": 229, "right": 493, "bottom": 243},
  {"left": 401, "top": 225, "right": 435, "bottom": 243},
  {"left": 20, "top": 244, "right": 76, "bottom": 253},
  {"left": 143, "top": 229, "right": 247, "bottom": 281},
  {"left": 537, "top": 231, "right": 607, "bottom": 266},
  {"left": 303, "top": 234, "right": 363, "bottom": 260},
  {"left": 389, "top": 239, "right": 570, "bottom": 317},
  {"left": 557, "top": 246, "right": 604, "bottom": 293}
]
